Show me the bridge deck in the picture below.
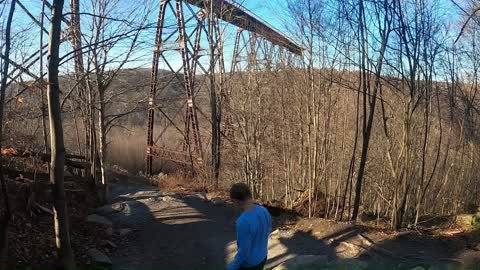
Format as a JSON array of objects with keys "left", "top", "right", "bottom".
[{"left": 184, "top": 0, "right": 303, "bottom": 56}]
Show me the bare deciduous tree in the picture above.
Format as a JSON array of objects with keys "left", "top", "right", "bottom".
[
  {"left": 47, "top": 0, "right": 75, "bottom": 266},
  {"left": 0, "top": 0, "right": 15, "bottom": 266}
]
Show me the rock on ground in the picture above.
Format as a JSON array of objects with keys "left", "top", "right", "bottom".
[
  {"left": 101, "top": 240, "right": 118, "bottom": 249},
  {"left": 186, "top": 193, "right": 208, "bottom": 201},
  {"left": 270, "top": 229, "right": 295, "bottom": 239},
  {"left": 86, "top": 214, "right": 113, "bottom": 226},
  {"left": 117, "top": 228, "right": 133, "bottom": 236},
  {"left": 161, "top": 196, "right": 174, "bottom": 202},
  {"left": 126, "top": 190, "right": 159, "bottom": 198},
  {"left": 95, "top": 202, "right": 125, "bottom": 215},
  {"left": 334, "top": 241, "right": 365, "bottom": 259},
  {"left": 87, "top": 248, "right": 112, "bottom": 266}
]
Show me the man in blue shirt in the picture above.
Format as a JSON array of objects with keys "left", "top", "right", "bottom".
[{"left": 228, "top": 183, "right": 272, "bottom": 270}]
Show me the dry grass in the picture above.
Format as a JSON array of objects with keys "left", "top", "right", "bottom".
[{"left": 155, "top": 171, "right": 209, "bottom": 194}]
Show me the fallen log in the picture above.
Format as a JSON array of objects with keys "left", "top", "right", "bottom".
[
  {"left": 35, "top": 203, "right": 53, "bottom": 215},
  {"left": 325, "top": 228, "right": 360, "bottom": 244},
  {"left": 3, "top": 148, "right": 89, "bottom": 169},
  {"left": 358, "top": 233, "right": 406, "bottom": 260}
]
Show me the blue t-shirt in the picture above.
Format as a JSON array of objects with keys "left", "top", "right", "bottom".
[{"left": 228, "top": 205, "right": 272, "bottom": 270}]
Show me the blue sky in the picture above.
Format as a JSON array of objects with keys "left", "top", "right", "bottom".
[
  {"left": 5, "top": 0, "right": 298, "bottom": 76},
  {"left": 241, "top": 0, "right": 289, "bottom": 30},
  {"left": 4, "top": 0, "right": 468, "bottom": 79}
]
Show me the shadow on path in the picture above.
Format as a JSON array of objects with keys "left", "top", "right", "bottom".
[
  {"left": 104, "top": 181, "right": 480, "bottom": 270},
  {"left": 108, "top": 182, "right": 237, "bottom": 270}
]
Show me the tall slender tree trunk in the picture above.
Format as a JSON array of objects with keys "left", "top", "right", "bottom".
[
  {"left": 40, "top": 0, "right": 49, "bottom": 154},
  {"left": 341, "top": 90, "right": 360, "bottom": 221},
  {"left": 208, "top": 9, "right": 221, "bottom": 188},
  {"left": 351, "top": 0, "right": 369, "bottom": 222},
  {"left": 87, "top": 81, "right": 97, "bottom": 185},
  {"left": 415, "top": 79, "right": 433, "bottom": 225},
  {"left": 47, "top": 0, "right": 75, "bottom": 267},
  {"left": 0, "top": 0, "right": 16, "bottom": 266},
  {"left": 351, "top": 0, "right": 391, "bottom": 221},
  {"left": 98, "top": 89, "right": 108, "bottom": 204},
  {"left": 70, "top": 0, "right": 90, "bottom": 178}
]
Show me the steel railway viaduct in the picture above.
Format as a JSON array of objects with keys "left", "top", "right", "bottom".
[
  {"left": 1, "top": 0, "right": 302, "bottom": 175},
  {"left": 145, "top": 0, "right": 302, "bottom": 175}
]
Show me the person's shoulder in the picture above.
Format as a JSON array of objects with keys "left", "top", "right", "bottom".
[
  {"left": 256, "top": 205, "right": 272, "bottom": 216},
  {"left": 256, "top": 204, "right": 268, "bottom": 212},
  {"left": 237, "top": 212, "right": 249, "bottom": 225},
  {"left": 236, "top": 213, "right": 252, "bottom": 231}
]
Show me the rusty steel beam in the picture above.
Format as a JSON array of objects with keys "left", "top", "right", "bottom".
[
  {"left": 149, "top": 147, "right": 201, "bottom": 166},
  {"left": 5, "top": 0, "right": 73, "bottom": 86},
  {"left": 146, "top": 0, "right": 206, "bottom": 176},
  {"left": 146, "top": 0, "right": 169, "bottom": 176},
  {"left": 175, "top": 0, "right": 204, "bottom": 161},
  {"left": 146, "top": 0, "right": 300, "bottom": 175},
  {"left": 184, "top": 0, "right": 303, "bottom": 55},
  {"left": 16, "top": 0, "right": 49, "bottom": 34},
  {"left": 0, "top": 53, "right": 39, "bottom": 80}
]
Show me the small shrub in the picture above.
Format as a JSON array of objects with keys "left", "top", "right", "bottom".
[
  {"left": 156, "top": 171, "right": 208, "bottom": 193},
  {"left": 473, "top": 212, "right": 480, "bottom": 228}
]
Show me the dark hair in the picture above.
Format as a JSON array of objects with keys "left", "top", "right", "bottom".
[{"left": 230, "top": 183, "right": 252, "bottom": 202}]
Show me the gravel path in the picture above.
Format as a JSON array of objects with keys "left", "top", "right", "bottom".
[
  {"left": 101, "top": 180, "right": 479, "bottom": 270},
  {"left": 106, "top": 183, "right": 236, "bottom": 270},
  {"left": 104, "top": 181, "right": 329, "bottom": 270}
]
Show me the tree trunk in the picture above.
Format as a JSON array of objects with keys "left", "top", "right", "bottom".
[
  {"left": 351, "top": 0, "right": 369, "bottom": 222},
  {"left": 0, "top": 0, "right": 16, "bottom": 266},
  {"left": 208, "top": 11, "right": 221, "bottom": 188},
  {"left": 351, "top": 0, "right": 390, "bottom": 221},
  {"left": 40, "top": 0, "right": 49, "bottom": 154},
  {"left": 341, "top": 80, "right": 360, "bottom": 221},
  {"left": 70, "top": 0, "right": 89, "bottom": 164},
  {"left": 98, "top": 89, "right": 108, "bottom": 204},
  {"left": 47, "top": 0, "right": 75, "bottom": 267},
  {"left": 87, "top": 81, "right": 97, "bottom": 185}
]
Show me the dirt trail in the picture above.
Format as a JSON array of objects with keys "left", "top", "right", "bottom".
[
  {"left": 105, "top": 181, "right": 330, "bottom": 270},
  {"left": 103, "top": 180, "right": 479, "bottom": 270},
  {"left": 107, "top": 183, "right": 234, "bottom": 269}
]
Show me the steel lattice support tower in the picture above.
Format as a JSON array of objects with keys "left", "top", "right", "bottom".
[
  {"left": 146, "top": 0, "right": 208, "bottom": 175},
  {"left": 145, "top": 0, "right": 302, "bottom": 175}
]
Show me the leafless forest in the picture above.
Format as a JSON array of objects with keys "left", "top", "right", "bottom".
[{"left": 0, "top": 0, "right": 480, "bottom": 268}]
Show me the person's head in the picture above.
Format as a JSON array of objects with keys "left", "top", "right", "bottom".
[{"left": 230, "top": 183, "right": 252, "bottom": 209}]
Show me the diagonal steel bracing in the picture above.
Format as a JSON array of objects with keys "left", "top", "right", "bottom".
[{"left": 145, "top": 0, "right": 302, "bottom": 175}]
